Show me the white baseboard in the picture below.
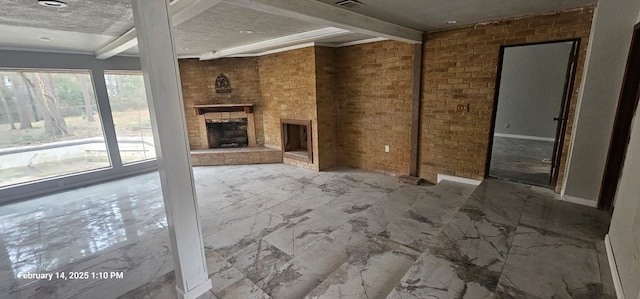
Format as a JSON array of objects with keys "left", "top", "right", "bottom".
[
  {"left": 605, "top": 234, "right": 625, "bottom": 299},
  {"left": 493, "top": 133, "right": 555, "bottom": 142},
  {"left": 437, "top": 174, "right": 482, "bottom": 186},
  {"left": 561, "top": 194, "right": 597, "bottom": 207}
]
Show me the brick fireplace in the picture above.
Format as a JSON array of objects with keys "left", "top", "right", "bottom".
[
  {"left": 206, "top": 119, "right": 248, "bottom": 148},
  {"left": 193, "top": 104, "right": 257, "bottom": 150}
]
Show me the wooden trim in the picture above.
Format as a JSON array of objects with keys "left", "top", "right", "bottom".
[
  {"left": 247, "top": 113, "right": 257, "bottom": 147},
  {"left": 485, "top": 45, "right": 506, "bottom": 178},
  {"left": 598, "top": 22, "right": 640, "bottom": 211},
  {"left": 550, "top": 40, "right": 581, "bottom": 188},
  {"left": 198, "top": 114, "right": 209, "bottom": 150},
  {"left": 501, "top": 38, "right": 580, "bottom": 49},
  {"left": 193, "top": 103, "right": 254, "bottom": 115},
  {"left": 283, "top": 152, "right": 312, "bottom": 163},
  {"left": 280, "top": 118, "right": 313, "bottom": 163}
]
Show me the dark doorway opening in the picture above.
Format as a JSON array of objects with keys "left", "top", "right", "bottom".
[
  {"left": 599, "top": 22, "right": 640, "bottom": 212},
  {"left": 487, "top": 39, "right": 580, "bottom": 188}
]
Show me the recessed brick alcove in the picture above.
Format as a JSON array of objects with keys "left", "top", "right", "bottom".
[{"left": 281, "top": 118, "right": 313, "bottom": 163}]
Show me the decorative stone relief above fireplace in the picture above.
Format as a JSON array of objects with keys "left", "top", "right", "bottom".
[{"left": 192, "top": 104, "right": 256, "bottom": 150}]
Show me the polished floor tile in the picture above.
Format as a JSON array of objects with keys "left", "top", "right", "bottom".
[
  {"left": 489, "top": 136, "right": 554, "bottom": 187},
  {"left": 392, "top": 179, "right": 614, "bottom": 299},
  {"left": 0, "top": 165, "right": 614, "bottom": 299},
  {"left": 495, "top": 226, "right": 602, "bottom": 298}
]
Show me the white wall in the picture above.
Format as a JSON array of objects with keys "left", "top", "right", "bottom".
[
  {"left": 607, "top": 5, "right": 640, "bottom": 298},
  {"left": 494, "top": 42, "right": 573, "bottom": 139},
  {"left": 571, "top": 1, "right": 640, "bottom": 297},
  {"left": 608, "top": 88, "right": 640, "bottom": 298},
  {"left": 563, "top": 0, "right": 640, "bottom": 201}
]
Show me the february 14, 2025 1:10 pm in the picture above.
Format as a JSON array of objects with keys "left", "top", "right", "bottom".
[{"left": 17, "top": 271, "right": 125, "bottom": 281}]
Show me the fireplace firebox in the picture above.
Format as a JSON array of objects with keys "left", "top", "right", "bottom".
[
  {"left": 192, "top": 104, "right": 257, "bottom": 150},
  {"left": 206, "top": 118, "right": 248, "bottom": 148}
]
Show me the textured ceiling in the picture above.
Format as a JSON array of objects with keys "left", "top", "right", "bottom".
[
  {"left": 0, "top": 23, "right": 114, "bottom": 54},
  {"left": 0, "top": 0, "right": 599, "bottom": 57},
  {"left": 172, "top": 3, "right": 326, "bottom": 56},
  {"left": 0, "top": 0, "right": 133, "bottom": 36},
  {"left": 316, "top": 0, "right": 597, "bottom": 31}
]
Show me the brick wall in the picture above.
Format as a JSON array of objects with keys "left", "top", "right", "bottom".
[
  {"left": 336, "top": 40, "right": 414, "bottom": 176},
  {"left": 315, "top": 47, "right": 338, "bottom": 170},
  {"left": 259, "top": 47, "right": 320, "bottom": 170},
  {"left": 177, "top": 7, "right": 593, "bottom": 185},
  {"left": 418, "top": 7, "right": 594, "bottom": 192},
  {"left": 178, "top": 57, "right": 264, "bottom": 149}
]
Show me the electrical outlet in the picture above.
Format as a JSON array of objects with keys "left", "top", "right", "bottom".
[
  {"left": 385, "top": 145, "right": 390, "bottom": 153},
  {"left": 456, "top": 104, "right": 469, "bottom": 113},
  {"left": 57, "top": 181, "right": 64, "bottom": 188},
  {"left": 505, "top": 123, "right": 510, "bottom": 129}
]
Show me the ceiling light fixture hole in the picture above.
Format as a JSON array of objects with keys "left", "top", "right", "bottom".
[
  {"left": 38, "top": 0, "right": 68, "bottom": 8},
  {"left": 239, "top": 30, "right": 254, "bottom": 34},
  {"left": 446, "top": 20, "right": 458, "bottom": 24}
]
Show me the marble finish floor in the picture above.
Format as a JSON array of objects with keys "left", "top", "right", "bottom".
[
  {"left": 489, "top": 136, "right": 554, "bottom": 187},
  {"left": 0, "top": 164, "right": 614, "bottom": 298},
  {"left": 390, "top": 179, "right": 614, "bottom": 299}
]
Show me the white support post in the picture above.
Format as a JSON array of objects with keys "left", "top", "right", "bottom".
[{"left": 130, "top": 1, "right": 212, "bottom": 299}]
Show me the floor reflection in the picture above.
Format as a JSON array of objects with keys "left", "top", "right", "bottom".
[
  {"left": 0, "top": 164, "right": 614, "bottom": 299},
  {"left": 0, "top": 172, "right": 165, "bottom": 285}
]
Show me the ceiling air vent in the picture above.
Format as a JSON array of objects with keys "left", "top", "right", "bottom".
[{"left": 335, "top": 0, "right": 366, "bottom": 8}]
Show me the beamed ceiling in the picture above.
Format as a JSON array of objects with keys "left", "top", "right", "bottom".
[{"left": 0, "top": 0, "right": 597, "bottom": 60}]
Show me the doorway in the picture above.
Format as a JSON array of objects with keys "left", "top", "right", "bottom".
[
  {"left": 487, "top": 40, "right": 579, "bottom": 188},
  {"left": 599, "top": 22, "right": 640, "bottom": 212}
]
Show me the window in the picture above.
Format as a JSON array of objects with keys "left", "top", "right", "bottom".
[
  {"left": 104, "top": 72, "right": 156, "bottom": 164},
  {"left": 0, "top": 70, "right": 109, "bottom": 187}
]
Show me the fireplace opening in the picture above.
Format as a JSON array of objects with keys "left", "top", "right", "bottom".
[
  {"left": 284, "top": 124, "right": 307, "bottom": 152},
  {"left": 206, "top": 118, "right": 248, "bottom": 148},
  {"left": 281, "top": 119, "right": 312, "bottom": 163}
]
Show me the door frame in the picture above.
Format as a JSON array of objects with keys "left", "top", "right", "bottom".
[
  {"left": 549, "top": 41, "right": 580, "bottom": 187},
  {"left": 485, "top": 39, "right": 581, "bottom": 189},
  {"left": 598, "top": 22, "right": 640, "bottom": 211}
]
